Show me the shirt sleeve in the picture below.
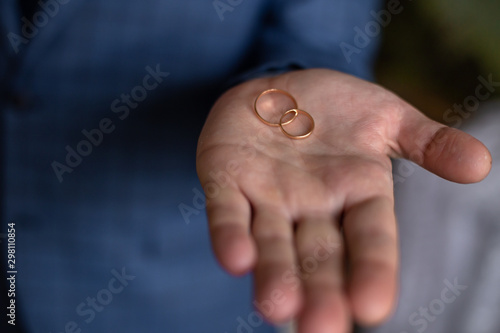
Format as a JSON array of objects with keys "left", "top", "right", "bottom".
[{"left": 235, "top": 0, "right": 384, "bottom": 83}]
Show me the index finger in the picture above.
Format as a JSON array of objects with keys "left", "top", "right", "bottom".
[{"left": 343, "top": 196, "right": 399, "bottom": 326}]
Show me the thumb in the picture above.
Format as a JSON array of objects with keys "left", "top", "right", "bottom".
[{"left": 396, "top": 107, "right": 492, "bottom": 184}]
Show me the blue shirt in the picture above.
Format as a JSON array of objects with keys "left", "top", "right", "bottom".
[{"left": 1, "top": 1, "right": 381, "bottom": 332}]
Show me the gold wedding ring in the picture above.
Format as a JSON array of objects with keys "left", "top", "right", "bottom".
[
  {"left": 253, "top": 88, "right": 315, "bottom": 140},
  {"left": 254, "top": 89, "right": 298, "bottom": 127},
  {"left": 279, "top": 109, "right": 315, "bottom": 139}
]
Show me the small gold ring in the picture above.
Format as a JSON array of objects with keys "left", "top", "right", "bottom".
[
  {"left": 279, "top": 109, "right": 315, "bottom": 140},
  {"left": 254, "top": 89, "right": 298, "bottom": 127}
]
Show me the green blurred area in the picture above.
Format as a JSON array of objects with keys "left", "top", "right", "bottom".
[{"left": 375, "top": 0, "right": 500, "bottom": 122}]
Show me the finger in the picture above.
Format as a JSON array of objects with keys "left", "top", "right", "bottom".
[
  {"left": 295, "top": 216, "right": 350, "bottom": 333},
  {"left": 206, "top": 187, "right": 256, "bottom": 276},
  {"left": 397, "top": 107, "right": 491, "bottom": 183},
  {"left": 252, "top": 206, "right": 302, "bottom": 323},
  {"left": 343, "top": 196, "right": 398, "bottom": 326}
]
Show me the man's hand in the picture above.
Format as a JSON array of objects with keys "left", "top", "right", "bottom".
[{"left": 196, "top": 69, "right": 491, "bottom": 332}]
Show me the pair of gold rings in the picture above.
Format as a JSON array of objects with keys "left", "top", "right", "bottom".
[{"left": 253, "top": 89, "right": 315, "bottom": 139}]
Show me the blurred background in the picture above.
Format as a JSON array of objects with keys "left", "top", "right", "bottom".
[{"left": 375, "top": 0, "right": 500, "bottom": 122}]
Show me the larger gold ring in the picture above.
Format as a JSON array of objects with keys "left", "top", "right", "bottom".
[
  {"left": 254, "top": 89, "right": 298, "bottom": 127},
  {"left": 279, "top": 109, "right": 315, "bottom": 139}
]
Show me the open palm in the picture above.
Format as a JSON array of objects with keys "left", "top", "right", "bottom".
[{"left": 196, "top": 69, "right": 491, "bottom": 333}]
